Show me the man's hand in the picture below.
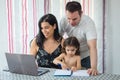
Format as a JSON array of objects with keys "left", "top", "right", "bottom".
[{"left": 87, "top": 68, "right": 98, "bottom": 76}]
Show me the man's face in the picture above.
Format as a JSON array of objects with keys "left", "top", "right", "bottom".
[{"left": 66, "top": 11, "right": 81, "bottom": 26}]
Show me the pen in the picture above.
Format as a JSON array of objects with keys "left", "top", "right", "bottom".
[
  {"left": 66, "top": 68, "right": 70, "bottom": 70},
  {"left": 57, "top": 63, "right": 62, "bottom": 69},
  {"left": 57, "top": 63, "right": 70, "bottom": 70}
]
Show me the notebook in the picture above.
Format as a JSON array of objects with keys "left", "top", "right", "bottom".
[
  {"left": 54, "top": 69, "right": 72, "bottom": 76},
  {"left": 54, "top": 69, "right": 89, "bottom": 76},
  {"left": 5, "top": 53, "right": 49, "bottom": 76}
]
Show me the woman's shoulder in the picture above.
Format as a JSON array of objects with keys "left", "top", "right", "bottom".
[
  {"left": 30, "top": 38, "right": 37, "bottom": 45},
  {"left": 30, "top": 38, "right": 39, "bottom": 56},
  {"left": 60, "top": 38, "right": 65, "bottom": 47},
  {"left": 30, "top": 38, "right": 39, "bottom": 50}
]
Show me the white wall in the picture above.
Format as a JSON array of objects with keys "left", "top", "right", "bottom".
[
  {"left": 0, "top": 0, "right": 8, "bottom": 69},
  {"left": 105, "top": 0, "right": 120, "bottom": 74},
  {"left": 93, "top": 0, "right": 103, "bottom": 73}
]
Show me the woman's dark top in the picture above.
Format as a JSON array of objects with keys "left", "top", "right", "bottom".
[{"left": 36, "top": 45, "right": 62, "bottom": 69}]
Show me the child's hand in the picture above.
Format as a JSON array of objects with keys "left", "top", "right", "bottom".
[
  {"left": 61, "top": 63, "right": 69, "bottom": 70},
  {"left": 71, "top": 67, "right": 77, "bottom": 72}
]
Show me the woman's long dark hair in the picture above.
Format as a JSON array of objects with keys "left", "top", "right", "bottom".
[{"left": 36, "top": 14, "right": 62, "bottom": 48}]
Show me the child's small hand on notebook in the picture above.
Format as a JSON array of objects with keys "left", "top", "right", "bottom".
[
  {"left": 71, "top": 66, "right": 77, "bottom": 72},
  {"left": 57, "top": 63, "right": 69, "bottom": 70},
  {"left": 61, "top": 64, "right": 69, "bottom": 70}
]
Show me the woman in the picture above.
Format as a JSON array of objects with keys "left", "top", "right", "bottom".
[{"left": 30, "top": 14, "right": 63, "bottom": 69}]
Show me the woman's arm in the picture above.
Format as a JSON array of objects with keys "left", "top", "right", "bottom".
[{"left": 30, "top": 38, "right": 38, "bottom": 56}]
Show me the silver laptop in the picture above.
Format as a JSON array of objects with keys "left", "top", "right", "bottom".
[{"left": 5, "top": 53, "right": 49, "bottom": 76}]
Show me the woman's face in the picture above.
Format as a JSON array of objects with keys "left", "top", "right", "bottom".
[{"left": 41, "top": 22, "right": 56, "bottom": 38}]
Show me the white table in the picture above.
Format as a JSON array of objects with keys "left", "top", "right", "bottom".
[{"left": 0, "top": 68, "right": 120, "bottom": 80}]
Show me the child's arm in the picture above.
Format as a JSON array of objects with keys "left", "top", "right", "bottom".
[
  {"left": 76, "top": 56, "right": 81, "bottom": 70},
  {"left": 53, "top": 53, "right": 64, "bottom": 64},
  {"left": 53, "top": 53, "right": 68, "bottom": 69},
  {"left": 71, "top": 56, "right": 81, "bottom": 71}
]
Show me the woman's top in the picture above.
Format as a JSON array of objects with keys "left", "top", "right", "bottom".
[{"left": 36, "top": 45, "right": 62, "bottom": 69}]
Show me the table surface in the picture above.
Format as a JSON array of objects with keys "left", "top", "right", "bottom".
[{"left": 0, "top": 68, "right": 120, "bottom": 80}]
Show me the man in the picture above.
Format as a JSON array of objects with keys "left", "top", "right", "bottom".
[{"left": 59, "top": 1, "right": 98, "bottom": 75}]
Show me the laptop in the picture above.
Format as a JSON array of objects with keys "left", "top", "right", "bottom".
[{"left": 5, "top": 53, "right": 49, "bottom": 76}]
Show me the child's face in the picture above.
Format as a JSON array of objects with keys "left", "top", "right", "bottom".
[{"left": 65, "top": 46, "right": 77, "bottom": 56}]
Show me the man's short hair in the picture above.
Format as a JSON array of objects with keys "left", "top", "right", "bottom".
[{"left": 66, "top": 1, "right": 82, "bottom": 13}]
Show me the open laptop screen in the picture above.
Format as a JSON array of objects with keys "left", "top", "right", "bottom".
[{"left": 5, "top": 53, "right": 49, "bottom": 76}]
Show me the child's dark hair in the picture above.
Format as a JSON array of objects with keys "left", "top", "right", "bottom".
[{"left": 62, "top": 36, "right": 80, "bottom": 55}]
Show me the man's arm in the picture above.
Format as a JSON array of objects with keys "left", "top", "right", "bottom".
[
  {"left": 59, "top": 16, "right": 67, "bottom": 36},
  {"left": 87, "top": 39, "right": 98, "bottom": 75}
]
